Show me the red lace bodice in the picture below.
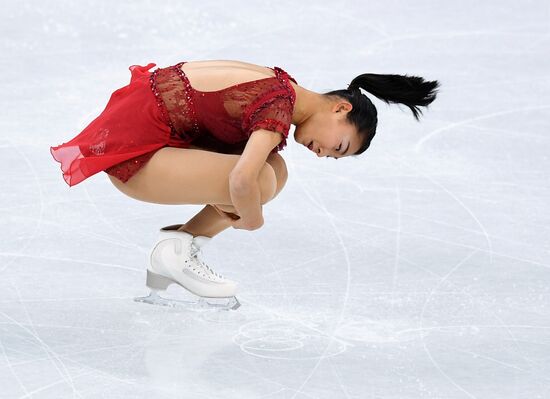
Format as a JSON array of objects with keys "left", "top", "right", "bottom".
[{"left": 150, "top": 61, "right": 298, "bottom": 154}]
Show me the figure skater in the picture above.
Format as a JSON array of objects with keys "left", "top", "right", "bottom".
[{"left": 50, "top": 59, "right": 440, "bottom": 310}]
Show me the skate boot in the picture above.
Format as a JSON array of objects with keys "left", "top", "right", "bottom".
[{"left": 134, "top": 224, "right": 241, "bottom": 311}]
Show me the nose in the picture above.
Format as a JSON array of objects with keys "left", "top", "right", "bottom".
[
  {"left": 310, "top": 142, "right": 327, "bottom": 157},
  {"left": 316, "top": 147, "right": 325, "bottom": 157}
]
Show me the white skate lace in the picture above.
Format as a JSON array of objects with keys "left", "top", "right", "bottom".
[{"left": 189, "top": 241, "right": 225, "bottom": 280}]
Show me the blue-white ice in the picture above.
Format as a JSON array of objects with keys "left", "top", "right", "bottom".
[{"left": 1, "top": 0, "right": 549, "bottom": 398}]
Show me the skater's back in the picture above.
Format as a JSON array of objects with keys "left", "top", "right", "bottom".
[{"left": 151, "top": 59, "right": 298, "bottom": 155}]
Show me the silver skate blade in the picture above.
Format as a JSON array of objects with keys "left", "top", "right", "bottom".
[{"left": 134, "top": 290, "right": 241, "bottom": 312}]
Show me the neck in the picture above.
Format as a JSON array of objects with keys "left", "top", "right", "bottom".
[{"left": 290, "top": 84, "right": 326, "bottom": 126}]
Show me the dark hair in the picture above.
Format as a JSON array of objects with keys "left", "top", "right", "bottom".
[{"left": 323, "top": 73, "right": 441, "bottom": 156}]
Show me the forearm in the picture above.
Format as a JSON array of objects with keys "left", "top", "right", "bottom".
[{"left": 229, "top": 179, "right": 264, "bottom": 227}]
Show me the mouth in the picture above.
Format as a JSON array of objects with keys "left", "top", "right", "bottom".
[{"left": 307, "top": 141, "right": 314, "bottom": 152}]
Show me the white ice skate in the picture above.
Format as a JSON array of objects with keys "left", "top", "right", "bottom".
[{"left": 134, "top": 224, "right": 240, "bottom": 311}]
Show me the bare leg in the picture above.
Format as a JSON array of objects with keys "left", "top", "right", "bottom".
[
  {"left": 106, "top": 147, "right": 286, "bottom": 238},
  {"left": 106, "top": 147, "right": 276, "bottom": 206},
  {"left": 177, "top": 204, "right": 236, "bottom": 238}
]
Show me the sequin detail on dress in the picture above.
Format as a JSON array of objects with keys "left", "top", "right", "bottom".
[
  {"left": 104, "top": 151, "right": 158, "bottom": 183},
  {"left": 241, "top": 66, "right": 297, "bottom": 153},
  {"left": 148, "top": 63, "right": 201, "bottom": 142}
]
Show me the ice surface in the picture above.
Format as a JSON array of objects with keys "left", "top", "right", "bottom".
[{"left": 1, "top": 0, "right": 549, "bottom": 398}]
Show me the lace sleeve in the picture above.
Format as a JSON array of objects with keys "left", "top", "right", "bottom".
[{"left": 242, "top": 94, "right": 294, "bottom": 153}]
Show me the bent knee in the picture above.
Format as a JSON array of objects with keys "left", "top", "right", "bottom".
[
  {"left": 222, "top": 163, "right": 276, "bottom": 212},
  {"left": 266, "top": 153, "right": 288, "bottom": 197},
  {"left": 258, "top": 162, "right": 277, "bottom": 205}
]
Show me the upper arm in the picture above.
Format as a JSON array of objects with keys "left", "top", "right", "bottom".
[
  {"left": 229, "top": 129, "right": 283, "bottom": 182},
  {"left": 230, "top": 93, "right": 295, "bottom": 182}
]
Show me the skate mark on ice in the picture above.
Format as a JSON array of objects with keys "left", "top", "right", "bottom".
[
  {"left": 0, "top": 138, "right": 46, "bottom": 275},
  {"left": 0, "top": 297, "right": 83, "bottom": 398},
  {"left": 233, "top": 318, "right": 349, "bottom": 360},
  {"left": 385, "top": 152, "right": 494, "bottom": 267},
  {"left": 413, "top": 104, "right": 550, "bottom": 153},
  {"left": 287, "top": 120, "right": 354, "bottom": 398},
  {"left": 389, "top": 181, "right": 402, "bottom": 320},
  {"left": 420, "top": 249, "right": 479, "bottom": 398},
  {"left": 250, "top": 233, "right": 291, "bottom": 309},
  {"left": 387, "top": 153, "right": 549, "bottom": 373}
]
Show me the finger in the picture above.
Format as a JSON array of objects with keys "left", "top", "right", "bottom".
[
  {"left": 219, "top": 209, "right": 235, "bottom": 222},
  {"left": 212, "top": 205, "right": 228, "bottom": 219},
  {"left": 212, "top": 205, "right": 225, "bottom": 215},
  {"left": 215, "top": 205, "right": 232, "bottom": 218},
  {"left": 227, "top": 212, "right": 240, "bottom": 220}
]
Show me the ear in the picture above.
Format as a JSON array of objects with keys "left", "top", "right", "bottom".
[{"left": 334, "top": 101, "right": 353, "bottom": 113}]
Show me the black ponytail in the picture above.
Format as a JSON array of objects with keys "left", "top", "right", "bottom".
[{"left": 324, "top": 73, "right": 441, "bottom": 156}]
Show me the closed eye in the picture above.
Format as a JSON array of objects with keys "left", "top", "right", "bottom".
[
  {"left": 334, "top": 143, "right": 342, "bottom": 159},
  {"left": 327, "top": 143, "right": 343, "bottom": 160}
]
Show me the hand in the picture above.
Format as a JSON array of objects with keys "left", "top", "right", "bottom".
[
  {"left": 211, "top": 203, "right": 240, "bottom": 220},
  {"left": 211, "top": 204, "right": 262, "bottom": 231}
]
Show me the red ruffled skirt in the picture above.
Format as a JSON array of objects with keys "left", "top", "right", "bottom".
[{"left": 50, "top": 62, "right": 190, "bottom": 187}]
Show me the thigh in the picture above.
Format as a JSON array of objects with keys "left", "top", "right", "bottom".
[{"left": 107, "top": 147, "right": 277, "bottom": 205}]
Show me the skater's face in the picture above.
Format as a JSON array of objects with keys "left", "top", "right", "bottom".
[{"left": 293, "top": 98, "right": 360, "bottom": 159}]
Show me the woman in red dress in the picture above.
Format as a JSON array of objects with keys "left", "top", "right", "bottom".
[{"left": 49, "top": 59, "right": 439, "bottom": 309}]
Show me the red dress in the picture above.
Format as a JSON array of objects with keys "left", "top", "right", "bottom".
[{"left": 50, "top": 61, "right": 298, "bottom": 186}]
